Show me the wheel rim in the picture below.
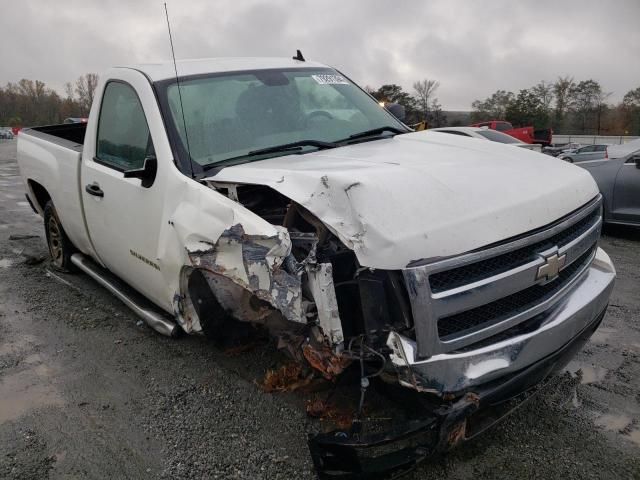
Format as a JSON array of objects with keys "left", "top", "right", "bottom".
[{"left": 47, "top": 215, "right": 63, "bottom": 266}]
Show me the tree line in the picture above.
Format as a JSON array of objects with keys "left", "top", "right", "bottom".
[
  {"left": 367, "top": 78, "right": 640, "bottom": 135},
  {"left": 366, "top": 80, "right": 447, "bottom": 127},
  {"left": 0, "top": 74, "right": 98, "bottom": 127},
  {"left": 471, "top": 78, "right": 640, "bottom": 135},
  {"left": 2, "top": 73, "right": 639, "bottom": 136}
]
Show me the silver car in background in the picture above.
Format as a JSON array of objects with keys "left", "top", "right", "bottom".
[
  {"left": 543, "top": 142, "right": 582, "bottom": 157},
  {"left": 426, "top": 126, "right": 543, "bottom": 151},
  {"left": 560, "top": 144, "right": 609, "bottom": 163}
]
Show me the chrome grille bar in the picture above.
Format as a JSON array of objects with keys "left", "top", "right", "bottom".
[{"left": 403, "top": 195, "right": 602, "bottom": 359}]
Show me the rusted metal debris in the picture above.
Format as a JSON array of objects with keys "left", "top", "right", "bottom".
[
  {"left": 302, "top": 343, "right": 351, "bottom": 381},
  {"left": 465, "top": 392, "right": 480, "bottom": 407},
  {"left": 446, "top": 420, "right": 467, "bottom": 447},
  {"left": 260, "top": 363, "right": 313, "bottom": 393},
  {"left": 305, "top": 398, "right": 355, "bottom": 430}
]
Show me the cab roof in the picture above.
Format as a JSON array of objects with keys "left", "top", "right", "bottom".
[{"left": 118, "top": 57, "right": 330, "bottom": 82}]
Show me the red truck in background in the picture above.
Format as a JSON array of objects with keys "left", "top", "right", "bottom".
[{"left": 471, "top": 120, "right": 553, "bottom": 147}]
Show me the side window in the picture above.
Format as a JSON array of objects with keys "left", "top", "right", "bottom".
[
  {"left": 96, "top": 82, "right": 154, "bottom": 171},
  {"left": 495, "top": 122, "right": 510, "bottom": 132}
]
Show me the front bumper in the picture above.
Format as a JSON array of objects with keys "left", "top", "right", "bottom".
[
  {"left": 309, "top": 248, "right": 615, "bottom": 478},
  {"left": 387, "top": 247, "right": 615, "bottom": 394},
  {"left": 310, "top": 305, "right": 608, "bottom": 479}
]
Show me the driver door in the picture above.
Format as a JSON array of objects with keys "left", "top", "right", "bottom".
[{"left": 81, "top": 79, "right": 169, "bottom": 310}]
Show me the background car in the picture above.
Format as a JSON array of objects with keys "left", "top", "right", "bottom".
[
  {"left": 427, "top": 126, "right": 542, "bottom": 151},
  {"left": 63, "top": 117, "right": 89, "bottom": 124},
  {"left": 607, "top": 138, "right": 640, "bottom": 160},
  {"left": 578, "top": 152, "right": 640, "bottom": 226},
  {"left": 559, "top": 144, "right": 609, "bottom": 163},
  {"left": 0, "top": 127, "right": 14, "bottom": 139},
  {"left": 470, "top": 120, "right": 552, "bottom": 146},
  {"left": 543, "top": 142, "right": 582, "bottom": 156}
]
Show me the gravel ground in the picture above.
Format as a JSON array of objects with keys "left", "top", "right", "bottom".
[{"left": 0, "top": 138, "right": 639, "bottom": 479}]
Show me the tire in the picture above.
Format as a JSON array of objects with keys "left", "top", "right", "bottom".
[{"left": 44, "top": 201, "right": 76, "bottom": 272}]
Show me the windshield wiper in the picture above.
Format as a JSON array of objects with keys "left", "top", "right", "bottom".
[
  {"left": 200, "top": 139, "right": 338, "bottom": 175},
  {"left": 343, "top": 126, "right": 407, "bottom": 142},
  {"left": 247, "top": 139, "right": 337, "bottom": 156}
]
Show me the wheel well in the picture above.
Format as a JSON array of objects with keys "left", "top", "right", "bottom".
[
  {"left": 27, "top": 180, "right": 51, "bottom": 213},
  {"left": 187, "top": 269, "right": 227, "bottom": 336}
]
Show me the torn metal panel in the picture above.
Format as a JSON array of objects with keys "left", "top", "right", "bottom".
[
  {"left": 306, "top": 262, "right": 344, "bottom": 346},
  {"left": 302, "top": 342, "right": 351, "bottom": 380},
  {"left": 187, "top": 223, "right": 304, "bottom": 325},
  {"left": 172, "top": 290, "right": 199, "bottom": 334},
  {"left": 200, "top": 270, "right": 274, "bottom": 323},
  {"left": 181, "top": 217, "right": 352, "bottom": 379}
]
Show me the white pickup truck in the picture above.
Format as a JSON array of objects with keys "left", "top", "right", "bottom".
[{"left": 17, "top": 57, "right": 615, "bottom": 475}]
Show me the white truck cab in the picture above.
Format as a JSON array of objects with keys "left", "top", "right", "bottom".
[{"left": 17, "top": 57, "right": 615, "bottom": 475}]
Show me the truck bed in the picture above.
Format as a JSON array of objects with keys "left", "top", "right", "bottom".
[
  {"left": 17, "top": 123, "right": 93, "bottom": 256},
  {"left": 27, "top": 123, "right": 87, "bottom": 150}
]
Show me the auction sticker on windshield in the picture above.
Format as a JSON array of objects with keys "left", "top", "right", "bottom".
[{"left": 311, "top": 74, "right": 349, "bottom": 85}]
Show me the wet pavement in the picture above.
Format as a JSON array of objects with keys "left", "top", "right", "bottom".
[{"left": 1, "top": 138, "right": 639, "bottom": 479}]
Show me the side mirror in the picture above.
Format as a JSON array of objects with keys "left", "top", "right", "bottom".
[
  {"left": 385, "top": 103, "right": 406, "bottom": 122},
  {"left": 124, "top": 155, "right": 157, "bottom": 188}
]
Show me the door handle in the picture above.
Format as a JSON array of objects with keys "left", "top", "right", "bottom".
[{"left": 85, "top": 183, "right": 104, "bottom": 198}]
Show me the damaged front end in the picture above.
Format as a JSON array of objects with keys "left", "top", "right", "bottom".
[
  {"left": 176, "top": 182, "right": 415, "bottom": 384},
  {"left": 172, "top": 180, "right": 615, "bottom": 478},
  {"left": 178, "top": 220, "right": 350, "bottom": 378}
]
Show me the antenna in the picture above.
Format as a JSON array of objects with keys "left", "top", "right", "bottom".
[{"left": 164, "top": 3, "right": 194, "bottom": 178}]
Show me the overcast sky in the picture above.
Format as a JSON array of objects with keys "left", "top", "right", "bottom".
[{"left": 1, "top": 0, "right": 638, "bottom": 110}]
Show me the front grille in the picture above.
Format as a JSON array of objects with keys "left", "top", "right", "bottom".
[
  {"left": 402, "top": 195, "right": 603, "bottom": 358},
  {"left": 429, "top": 207, "right": 600, "bottom": 293},
  {"left": 438, "top": 244, "right": 596, "bottom": 339}
]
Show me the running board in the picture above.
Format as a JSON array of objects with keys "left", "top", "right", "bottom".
[{"left": 70, "top": 253, "right": 179, "bottom": 337}]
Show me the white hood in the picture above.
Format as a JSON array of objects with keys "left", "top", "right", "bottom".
[{"left": 206, "top": 131, "right": 599, "bottom": 269}]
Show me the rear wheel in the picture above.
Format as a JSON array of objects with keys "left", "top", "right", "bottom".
[{"left": 44, "top": 201, "right": 76, "bottom": 272}]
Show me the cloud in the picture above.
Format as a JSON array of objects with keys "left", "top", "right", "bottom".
[{"left": 1, "top": 0, "right": 638, "bottom": 109}]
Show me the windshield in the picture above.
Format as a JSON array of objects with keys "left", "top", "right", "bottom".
[
  {"left": 156, "top": 68, "right": 406, "bottom": 172},
  {"left": 476, "top": 129, "right": 520, "bottom": 144}
]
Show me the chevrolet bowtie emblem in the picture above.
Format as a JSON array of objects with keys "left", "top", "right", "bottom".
[{"left": 536, "top": 250, "right": 566, "bottom": 282}]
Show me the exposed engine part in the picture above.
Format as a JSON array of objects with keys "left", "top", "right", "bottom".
[{"left": 197, "top": 182, "right": 415, "bottom": 383}]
